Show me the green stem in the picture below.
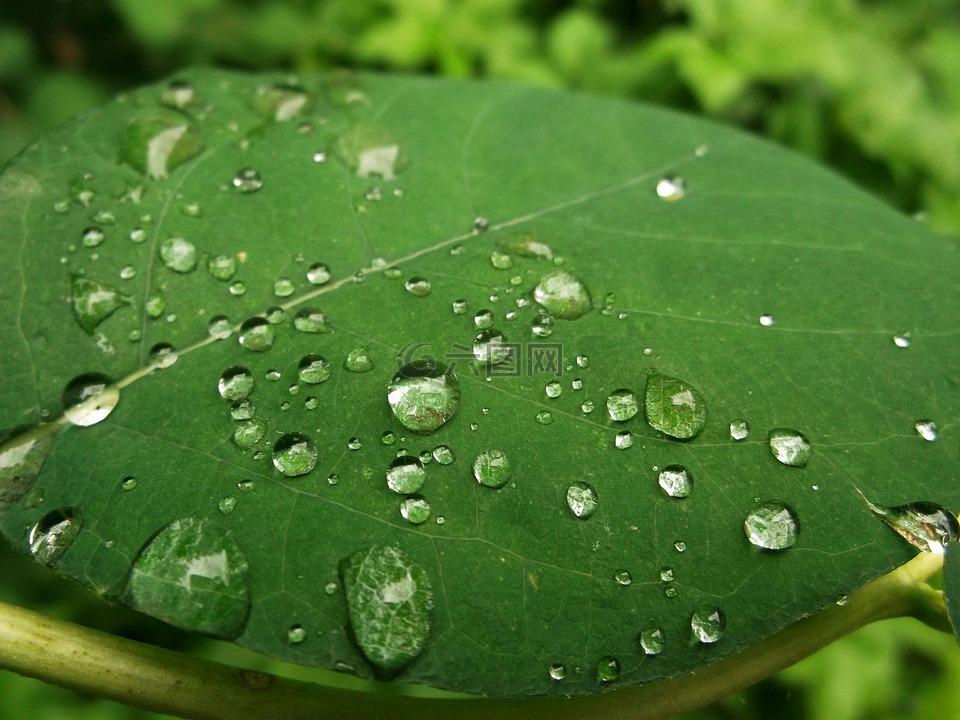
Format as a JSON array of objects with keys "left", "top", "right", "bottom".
[{"left": 0, "top": 552, "right": 946, "bottom": 720}]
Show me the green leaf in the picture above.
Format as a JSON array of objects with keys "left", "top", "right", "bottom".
[
  {"left": 1, "top": 69, "right": 958, "bottom": 698},
  {"left": 944, "top": 542, "right": 960, "bottom": 643}
]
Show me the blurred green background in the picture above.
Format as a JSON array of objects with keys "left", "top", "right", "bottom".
[{"left": 2, "top": 1, "right": 960, "bottom": 718}]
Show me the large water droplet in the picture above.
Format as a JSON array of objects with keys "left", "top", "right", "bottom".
[
  {"left": 125, "top": 517, "right": 250, "bottom": 638},
  {"left": 122, "top": 113, "right": 203, "bottom": 179},
  {"left": 238, "top": 318, "right": 275, "bottom": 352},
  {"left": 218, "top": 367, "right": 254, "bottom": 401},
  {"left": 62, "top": 373, "right": 119, "bottom": 427},
  {"left": 334, "top": 125, "right": 410, "bottom": 180},
  {"left": 387, "top": 361, "right": 461, "bottom": 434},
  {"left": 70, "top": 275, "right": 132, "bottom": 334},
  {"left": 606, "top": 389, "right": 639, "bottom": 422},
  {"left": 399, "top": 495, "right": 432, "bottom": 525},
  {"left": 566, "top": 481, "right": 599, "bottom": 519},
  {"left": 744, "top": 500, "right": 800, "bottom": 550},
  {"left": 533, "top": 270, "right": 592, "bottom": 319},
  {"left": 298, "top": 355, "right": 331, "bottom": 384},
  {"left": 339, "top": 545, "right": 432, "bottom": 677},
  {"left": 386, "top": 456, "right": 427, "bottom": 495},
  {"left": 644, "top": 373, "right": 707, "bottom": 440},
  {"left": 473, "top": 450, "right": 511, "bottom": 488},
  {"left": 691, "top": 606, "right": 725, "bottom": 643},
  {"left": 858, "top": 491, "right": 959, "bottom": 554},
  {"left": 159, "top": 237, "right": 197, "bottom": 273},
  {"left": 768, "top": 429, "right": 811, "bottom": 467},
  {"left": 272, "top": 433, "right": 318, "bottom": 477},
  {"left": 28, "top": 508, "right": 81, "bottom": 566},
  {"left": 639, "top": 627, "right": 665, "bottom": 655},
  {"left": 658, "top": 465, "right": 692, "bottom": 498}
]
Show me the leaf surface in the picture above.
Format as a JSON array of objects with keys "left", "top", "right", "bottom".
[{"left": 0, "top": 69, "right": 958, "bottom": 696}]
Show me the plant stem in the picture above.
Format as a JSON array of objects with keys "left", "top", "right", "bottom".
[{"left": 0, "top": 552, "right": 945, "bottom": 720}]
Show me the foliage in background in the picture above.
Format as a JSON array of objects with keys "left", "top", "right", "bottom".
[{"left": 1, "top": 1, "right": 959, "bottom": 718}]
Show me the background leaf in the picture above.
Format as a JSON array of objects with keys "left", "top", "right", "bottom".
[{"left": 0, "top": 69, "right": 957, "bottom": 697}]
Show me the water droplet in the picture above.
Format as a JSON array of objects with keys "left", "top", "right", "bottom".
[
  {"left": 232, "top": 167, "right": 263, "bottom": 193},
  {"left": 130, "top": 228, "right": 147, "bottom": 243},
  {"left": 267, "top": 306, "right": 289, "bottom": 325},
  {"left": 82, "top": 227, "right": 105, "bottom": 248},
  {"left": 28, "top": 508, "right": 81, "bottom": 566},
  {"left": 118, "top": 264, "right": 137, "bottom": 280},
  {"left": 62, "top": 373, "right": 119, "bottom": 426},
  {"left": 768, "top": 429, "right": 811, "bottom": 467},
  {"left": 323, "top": 581, "right": 338, "bottom": 596},
  {"left": 581, "top": 400, "right": 595, "bottom": 414},
  {"left": 858, "top": 492, "right": 959, "bottom": 554},
  {"left": 230, "top": 399, "right": 256, "bottom": 421},
  {"left": 691, "top": 606, "right": 725, "bottom": 643},
  {"left": 548, "top": 663, "right": 566, "bottom": 681},
  {"left": 306, "top": 262, "right": 331, "bottom": 285},
  {"left": 566, "top": 482, "right": 599, "bottom": 519},
  {"left": 473, "top": 329, "right": 511, "bottom": 365},
  {"left": 490, "top": 250, "right": 514, "bottom": 270},
  {"left": 327, "top": 473, "right": 340, "bottom": 485},
  {"left": 606, "top": 389, "right": 639, "bottom": 422},
  {"left": 145, "top": 292, "right": 166, "bottom": 319},
  {"left": 426, "top": 446, "right": 452, "bottom": 466},
  {"left": 161, "top": 79, "right": 195, "bottom": 109},
  {"left": 404, "top": 277, "right": 431, "bottom": 297},
  {"left": 674, "top": 541, "right": 686, "bottom": 553},
  {"left": 388, "top": 361, "right": 461, "bottom": 434},
  {"left": 596, "top": 656, "right": 620, "bottom": 683},
  {"left": 644, "top": 373, "right": 707, "bottom": 440},
  {"left": 292, "top": 308, "right": 329, "bottom": 334},
  {"left": 53, "top": 200, "right": 71, "bottom": 215},
  {"left": 473, "top": 310, "right": 494, "bottom": 329},
  {"left": 265, "top": 369, "right": 282, "bottom": 382},
  {"left": 576, "top": 355, "right": 589, "bottom": 369},
  {"left": 729, "top": 419, "right": 749, "bottom": 441},
  {"left": 287, "top": 624, "right": 307, "bottom": 644},
  {"left": 615, "top": 431, "right": 633, "bottom": 449},
  {"left": 659, "top": 567, "right": 674, "bottom": 582},
  {"left": 614, "top": 569, "right": 632, "bottom": 586},
  {"left": 334, "top": 125, "right": 409, "bottom": 180},
  {"left": 272, "top": 433, "right": 318, "bottom": 477},
  {"left": 228, "top": 281, "right": 246, "bottom": 296},
  {"left": 658, "top": 465, "right": 692, "bottom": 498},
  {"left": 893, "top": 332, "right": 911, "bottom": 348},
  {"left": 529, "top": 313, "right": 555, "bottom": 338},
  {"left": 536, "top": 410, "right": 553, "bottom": 425},
  {"left": 232, "top": 420, "right": 265, "bottom": 450},
  {"left": 218, "top": 367, "right": 254, "bottom": 401},
  {"left": 639, "top": 627, "right": 665, "bottom": 656},
  {"left": 914, "top": 420, "right": 938, "bottom": 442},
  {"left": 473, "top": 450, "right": 511, "bottom": 488},
  {"left": 744, "top": 500, "right": 800, "bottom": 550},
  {"left": 122, "top": 113, "right": 203, "bottom": 179},
  {"left": 125, "top": 517, "right": 250, "bottom": 638},
  {"left": 656, "top": 176, "right": 685, "bottom": 201},
  {"left": 254, "top": 82, "right": 310, "bottom": 121},
  {"left": 344, "top": 347, "right": 374, "bottom": 373},
  {"left": 386, "top": 456, "right": 427, "bottom": 495},
  {"left": 238, "top": 318, "right": 275, "bottom": 352},
  {"left": 121, "top": 476, "right": 138, "bottom": 491},
  {"left": 70, "top": 275, "right": 132, "bottom": 334},
  {"left": 347, "top": 437, "right": 362, "bottom": 451},
  {"left": 210, "top": 259, "right": 236, "bottom": 285},
  {"left": 533, "top": 270, "right": 592, "bottom": 320},
  {"left": 499, "top": 232, "right": 553, "bottom": 259},
  {"left": 218, "top": 496, "right": 237, "bottom": 515},
  {"left": 273, "top": 277, "right": 295, "bottom": 298},
  {"left": 207, "top": 316, "right": 233, "bottom": 340},
  {"left": 473, "top": 217, "right": 489, "bottom": 233},
  {"left": 450, "top": 299, "right": 468, "bottom": 315},
  {"left": 399, "top": 495, "right": 432, "bottom": 525},
  {"left": 545, "top": 381, "right": 563, "bottom": 399},
  {"left": 159, "top": 237, "right": 197, "bottom": 273},
  {"left": 339, "top": 544, "right": 432, "bottom": 676},
  {"left": 298, "top": 355, "right": 331, "bottom": 384}
]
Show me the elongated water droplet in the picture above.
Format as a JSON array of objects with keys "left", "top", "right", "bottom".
[
  {"left": 858, "top": 491, "right": 959, "bottom": 554},
  {"left": 238, "top": 318, "right": 275, "bottom": 352},
  {"left": 533, "top": 270, "right": 592, "bottom": 320},
  {"left": 744, "top": 501, "right": 800, "bottom": 550},
  {"left": 473, "top": 450, "right": 511, "bottom": 488},
  {"left": 914, "top": 420, "right": 937, "bottom": 442},
  {"left": 387, "top": 361, "right": 461, "bottom": 434},
  {"left": 658, "top": 465, "right": 692, "bottom": 498},
  {"left": 729, "top": 419, "right": 749, "bottom": 441},
  {"left": 272, "top": 433, "right": 318, "bottom": 477},
  {"left": 387, "top": 456, "right": 426, "bottom": 495},
  {"left": 62, "top": 373, "right": 119, "bottom": 427},
  {"left": 768, "top": 429, "right": 811, "bottom": 467},
  {"left": 607, "top": 389, "right": 639, "bottom": 422},
  {"left": 159, "top": 237, "right": 197, "bottom": 273},
  {"left": 334, "top": 125, "right": 409, "bottom": 180},
  {"left": 70, "top": 275, "right": 132, "bottom": 334},
  {"left": 122, "top": 113, "right": 203, "bottom": 179},
  {"left": 691, "top": 606, "right": 725, "bottom": 643},
  {"left": 656, "top": 176, "right": 685, "bottom": 201},
  {"left": 399, "top": 495, "right": 432, "bottom": 525},
  {"left": 644, "top": 373, "right": 707, "bottom": 440},
  {"left": 596, "top": 656, "right": 620, "bottom": 682},
  {"left": 639, "top": 627, "right": 665, "bottom": 656},
  {"left": 29, "top": 508, "right": 81, "bottom": 566},
  {"left": 339, "top": 545, "right": 432, "bottom": 676},
  {"left": 218, "top": 367, "right": 254, "bottom": 401},
  {"left": 298, "top": 355, "right": 331, "bottom": 384},
  {"left": 125, "top": 517, "right": 250, "bottom": 638},
  {"left": 566, "top": 481, "right": 598, "bottom": 519},
  {"left": 232, "top": 167, "right": 263, "bottom": 193}
]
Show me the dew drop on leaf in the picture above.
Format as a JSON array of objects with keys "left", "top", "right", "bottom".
[
  {"left": 207, "top": 316, "right": 233, "bottom": 340},
  {"left": 606, "top": 388, "right": 639, "bottom": 422},
  {"left": 614, "top": 569, "right": 632, "bottom": 586},
  {"left": 333, "top": 125, "right": 409, "bottom": 180},
  {"left": 432, "top": 445, "right": 454, "bottom": 465},
  {"left": 238, "top": 317, "right": 275, "bottom": 352},
  {"left": 232, "top": 420, "right": 265, "bottom": 451},
  {"left": 533, "top": 270, "right": 592, "bottom": 320},
  {"left": 297, "top": 354, "right": 331, "bottom": 385},
  {"left": 272, "top": 433, "right": 318, "bottom": 477},
  {"left": 159, "top": 237, "right": 197, "bottom": 273},
  {"left": 658, "top": 465, "right": 692, "bottom": 498},
  {"left": 70, "top": 275, "right": 132, "bottom": 334},
  {"left": 729, "top": 419, "right": 749, "bottom": 441},
  {"left": 548, "top": 663, "right": 566, "bottom": 681},
  {"left": 344, "top": 347, "right": 374, "bottom": 373},
  {"left": 691, "top": 606, "right": 725, "bottom": 644},
  {"left": 386, "top": 455, "right": 427, "bottom": 495},
  {"left": 125, "top": 517, "right": 250, "bottom": 639},
  {"left": 306, "top": 262, "right": 331, "bottom": 285},
  {"left": 339, "top": 544, "right": 432, "bottom": 677},
  {"left": 893, "top": 331, "right": 911, "bottom": 348},
  {"left": 218, "top": 367, "right": 254, "bottom": 401},
  {"left": 160, "top": 79, "right": 196, "bottom": 109},
  {"left": 28, "top": 507, "right": 81, "bottom": 566},
  {"left": 639, "top": 627, "right": 665, "bottom": 656},
  {"left": 498, "top": 232, "right": 553, "bottom": 260},
  {"left": 596, "top": 656, "right": 620, "bottom": 682},
  {"left": 768, "top": 429, "right": 811, "bottom": 467},
  {"left": 545, "top": 381, "right": 562, "bottom": 399},
  {"left": 566, "top": 481, "right": 598, "bottom": 519},
  {"left": 759, "top": 314, "right": 775, "bottom": 327},
  {"left": 287, "top": 624, "right": 307, "bottom": 644},
  {"left": 404, "top": 277, "right": 431, "bottom": 297},
  {"left": 121, "top": 476, "right": 138, "bottom": 491},
  {"left": 473, "top": 329, "right": 511, "bottom": 365},
  {"left": 644, "top": 373, "right": 707, "bottom": 440},
  {"left": 743, "top": 500, "right": 800, "bottom": 550},
  {"left": 62, "top": 373, "right": 119, "bottom": 427},
  {"left": 273, "top": 277, "right": 295, "bottom": 298},
  {"left": 218, "top": 496, "right": 237, "bottom": 515},
  {"left": 399, "top": 495, "right": 432, "bottom": 525},
  {"left": 531, "top": 314, "right": 554, "bottom": 338},
  {"left": 581, "top": 400, "right": 595, "bottom": 414},
  {"left": 207, "top": 254, "right": 237, "bottom": 281},
  {"left": 914, "top": 419, "right": 937, "bottom": 442},
  {"left": 122, "top": 113, "right": 203, "bottom": 179},
  {"left": 656, "top": 176, "right": 685, "bottom": 201},
  {"left": 387, "top": 361, "right": 461, "bottom": 435},
  {"left": 81, "top": 226, "right": 105, "bottom": 247},
  {"left": 291, "top": 308, "right": 329, "bottom": 334},
  {"left": 473, "top": 310, "right": 494, "bottom": 330},
  {"left": 615, "top": 431, "right": 633, "bottom": 449},
  {"left": 149, "top": 343, "right": 178, "bottom": 369},
  {"left": 254, "top": 83, "right": 310, "bottom": 122},
  {"left": 858, "top": 491, "right": 959, "bottom": 554},
  {"left": 490, "top": 250, "right": 514, "bottom": 270},
  {"left": 472, "top": 450, "right": 511, "bottom": 488},
  {"left": 232, "top": 167, "right": 263, "bottom": 193}
]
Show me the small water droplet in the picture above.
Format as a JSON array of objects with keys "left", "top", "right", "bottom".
[
  {"left": 62, "top": 373, "right": 119, "bottom": 426},
  {"left": 218, "top": 367, "right": 254, "bottom": 401},
  {"left": 232, "top": 167, "right": 263, "bottom": 193},
  {"left": 606, "top": 389, "right": 639, "bottom": 422},
  {"left": 615, "top": 431, "right": 633, "bottom": 449},
  {"left": 451, "top": 299, "right": 468, "bottom": 315},
  {"left": 768, "top": 429, "right": 811, "bottom": 467},
  {"left": 122, "top": 113, "right": 203, "bottom": 179},
  {"left": 614, "top": 569, "right": 632, "bottom": 586},
  {"left": 674, "top": 540, "right": 686, "bottom": 553},
  {"left": 228, "top": 281, "right": 246, "bottom": 296},
  {"left": 473, "top": 217, "right": 490, "bottom": 232},
  {"left": 399, "top": 495, "right": 432, "bottom": 525},
  {"left": 230, "top": 399, "right": 256, "bottom": 421},
  {"left": 324, "top": 581, "right": 338, "bottom": 596},
  {"left": 148, "top": 343, "right": 178, "bottom": 369},
  {"left": 347, "top": 437, "right": 362, "bottom": 451},
  {"left": 159, "top": 237, "right": 197, "bottom": 273},
  {"left": 545, "top": 381, "right": 562, "bottom": 399},
  {"left": 565, "top": 484, "right": 599, "bottom": 520},
  {"left": 292, "top": 308, "right": 329, "bottom": 334},
  {"left": 744, "top": 501, "right": 800, "bottom": 550},
  {"left": 386, "top": 456, "right": 427, "bottom": 495},
  {"left": 914, "top": 420, "right": 937, "bottom": 442},
  {"left": 180, "top": 202, "right": 201, "bottom": 218},
  {"left": 893, "top": 332, "right": 911, "bottom": 348},
  {"left": 658, "top": 465, "right": 692, "bottom": 498},
  {"left": 207, "top": 254, "right": 237, "bottom": 281},
  {"left": 473, "top": 329, "right": 511, "bottom": 365},
  {"left": 297, "top": 354, "right": 331, "bottom": 385},
  {"left": 274, "top": 277, "right": 295, "bottom": 298},
  {"left": 161, "top": 79, "right": 196, "bottom": 109},
  {"left": 729, "top": 419, "right": 749, "bottom": 441},
  {"left": 130, "top": 228, "right": 147, "bottom": 243},
  {"left": 656, "top": 176, "right": 685, "bottom": 201},
  {"left": 28, "top": 508, "right": 81, "bottom": 566},
  {"left": 312, "top": 151, "right": 327, "bottom": 163},
  {"left": 121, "top": 476, "right": 138, "bottom": 491},
  {"left": 548, "top": 663, "right": 566, "bottom": 681},
  {"left": 691, "top": 606, "right": 725, "bottom": 643},
  {"left": 432, "top": 445, "right": 454, "bottom": 465},
  {"left": 272, "top": 433, "right": 318, "bottom": 477},
  {"left": 287, "top": 624, "right": 307, "bottom": 644},
  {"left": 473, "top": 309, "right": 494, "bottom": 329},
  {"left": 404, "top": 277, "right": 431, "bottom": 297},
  {"left": 596, "top": 656, "right": 620, "bottom": 683},
  {"left": 118, "top": 265, "right": 137, "bottom": 280},
  {"left": 387, "top": 361, "right": 461, "bottom": 434},
  {"left": 54, "top": 200, "right": 71, "bottom": 215},
  {"left": 82, "top": 227, "right": 105, "bottom": 248},
  {"left": 473, "top": 450, "right": 511, "bottom": 488},
  {"left": 344, "top": 347, "right": 374, "bottom": 373},
  {"left": 70, "top": 275, "right": 132, "bottom": 333},
  {"left": 664, "top": 586, "right": 679, "bottom": 599},
  {"left": 644, "top": 373, "right": 707, "bottom": 440},
  {"left": 533, "top": 270, "right": 592, "bottom": 320},
  {"left": 581, "top": 400, "right": 595, "bottom": 414},
  {"left": 254, "top": 82, "right": 310, "bottom": 121},
  {"left": 218, "top": 496, "right": 237, "bottom": 515},
  {"left": 238, "top": 318, "right": 275, "bottom": 352},
  {"left": 306, "top": 262, "right": 331, "bottom": 285},
  {"left": 232, "top": 420, "right": 265, "bottom": 450},
  {"left": 659, "top": 567, "right": 674, "bottom": 582},
  {"left": 759, "top": 314, "right": 775, "bottom": 327},
  {"left": 334, "top": 125, "right": 410, "bottom": 180},
  {"left": 639, "top": 627, "right": 665, "bottom": 656},
  {"left": 536, "top": 410, "right": 553, "bottom": 425},
  {"left": 206, "top": 316, "right": 233, "bottom": 340},
  {"left": 531, "top": 314, "right": 554, "bottom": 338},
  {"left": 327, "top": 473, "right": 339, "bottom": 485},
  {"left": 381, "top": 431, "right": 396, "bottom": 445},
  {"left": 490, "top": 250, "right": 514, "bottom": 270}
]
